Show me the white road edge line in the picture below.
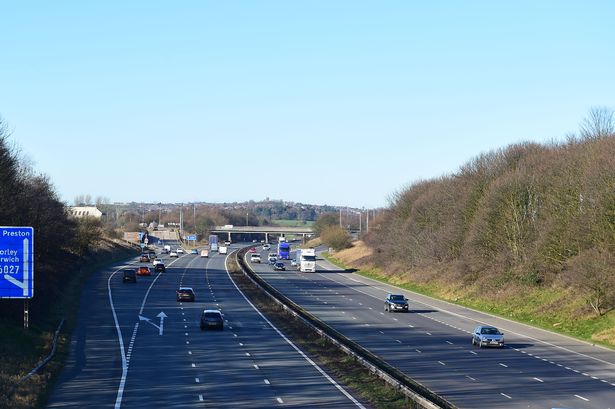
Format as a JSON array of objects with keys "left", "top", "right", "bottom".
[
  {"left": 316, "top": 257, "right": 615, "bottom": 367},
  {"left": 108, "top": 252, "right": 189, "bottom": 409},
  {"left": 228, "top": 253, "right": 366, "bottom": 409}
]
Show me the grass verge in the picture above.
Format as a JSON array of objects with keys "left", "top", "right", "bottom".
[
  {"left": 0, "top": 240, "right": 138, "bottom": 409},
  {"left": 322, "top": 252, "right": 615, "bottom": 350},
  {"left": 227, "top": 254, "right": 417, "bottom": 409}
]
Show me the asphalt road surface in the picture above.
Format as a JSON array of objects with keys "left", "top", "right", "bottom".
[
  {"left": 47, "top": 243, "right": 367, "bottom": 408},
  {"left": 248, "top": 244, "right": 615, "bottom": 409}
]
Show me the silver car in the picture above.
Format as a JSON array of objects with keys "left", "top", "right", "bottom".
[{"left": 472, "top": 325, "right": 504, "bottom": 348}]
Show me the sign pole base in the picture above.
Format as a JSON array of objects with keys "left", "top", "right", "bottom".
[{"left": 24, "top": 300, "right": 29, "bottom": 329}]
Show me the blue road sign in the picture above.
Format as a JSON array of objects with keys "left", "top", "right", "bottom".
[
  {"left": 0, "top": 226, "right": 34, "bottom": 299},
  {"left": 187, "top": 235, "right": 197, "bottom": 241}
]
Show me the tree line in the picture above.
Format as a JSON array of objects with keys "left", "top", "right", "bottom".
[
  {"left": 0, "top": 118, "right": 101, "bottom": 324},
  {"left": 364, "top": 108, "right": 615, "bottom": 316}
]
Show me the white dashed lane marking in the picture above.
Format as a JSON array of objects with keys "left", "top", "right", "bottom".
[
  {"left": 575, "top": 395, "right": 589, "bottom": 402},
  {"left": 501, "top": 393, "right": 512, "bottom": 399}
]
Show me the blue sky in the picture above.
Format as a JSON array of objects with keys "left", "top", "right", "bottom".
[{"left": 1, "top": 1, "right": 614, "bottom": 208}]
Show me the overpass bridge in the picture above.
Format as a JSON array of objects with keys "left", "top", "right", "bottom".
[{"left": 210, "top": 225, "right": 314, "bottom": 243}]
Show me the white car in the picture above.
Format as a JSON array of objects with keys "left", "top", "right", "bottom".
[
  {"left": 152, "top": 258, "right": 162, "bottom": 266},
  {"left": 263, "top": 244, "right": 271, "bottom": 250},
  {"left": 176, "top": 248, "right": 184, "bottom": 254},
  {"left": 169, "top": 251, "right": 178, "bottom": 258},
  {"left": 290, "top": 259, "right": 298, "bottom": 268},
  {"left": 250, "top": 254, "right": 261, "bottom": 263}
]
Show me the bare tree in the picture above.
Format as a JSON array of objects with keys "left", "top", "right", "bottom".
[{"left": 580, "top": 106, "right": 615, "bottom": 139}]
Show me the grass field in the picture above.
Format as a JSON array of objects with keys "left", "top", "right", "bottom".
[{"left": 270, "top": 219, "right": 314, "bottom": 227}]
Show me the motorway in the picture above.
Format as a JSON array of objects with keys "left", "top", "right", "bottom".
[
  {"left": 248, "top": 244, "right": 615, "bottom": 409},
  {"left": 47, "top": 243, "right": 367, "bottom": 408}
]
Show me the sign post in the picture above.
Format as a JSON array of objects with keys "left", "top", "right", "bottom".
[{"left": 0, "top": 227, "right": 35, "bottom": 329}]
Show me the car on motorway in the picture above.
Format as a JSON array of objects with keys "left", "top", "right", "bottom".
[
  {"left": 224, "top": 240, "right": 231, "bottom": 246},
  {"left": 250, "top": 254, "right": 261, "bottom": 263},
  {"left": 472, "top": 325, "right": 505, "bottom": 348},
  {"left": 248, "top": 247, "right": 257, "bottom": 253},
  {"left": 154, "top": 263, "right": 166, "bottom": 273},
  {"left": 268, "top": 255, "right": 277, "bottom": 264},
  {"left": 176, "top": 248, "right": 184, "bottom": 254},
  {"left": 200, "top": 309, "right": 224, "bottom": 330},
  {"left": 169, "top": 251, "right": 178, "bottom": 258},
  {"left": 384, "top": 294, "right": 409, "bottom": 312},
  {"left": 252, "top": 239, "right": 258, "bottom": 243},
  {"left": 176, "top": 287, "right": 195, "bottom": 302},
  {"left": 190, "top": 249, "right": 198, "bottom": 255},
  {"left": 148, "top": 250, "right": 156, "bottom": 259},
  {"left": 137, "top": 266, "right": 151, "bottom": 276},
  {"left": 152, "top": 258, "right": 162, "bottom": 266},
  {"left": 290, "top": 259, "right": 298, "bottom": 268},
  {"left": 200, "top": 249, "right": 209, "bottom": 258},
  {"left": 263, "top": 244, "right": 271, "bottom": 250},
  {"left": 122, "top": 268, "right": 137, "bottom": 283},
  {"left": 274, "top": 261, "right": 286, "bottom": 271},
  {"left": 139, "top": 254, "right": 150, "bottom": 262}
]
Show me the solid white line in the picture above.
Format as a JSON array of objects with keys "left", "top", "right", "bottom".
[
  {"left": 501, "top": 393, "right": 512, "bottom": 399},
  {"left": 107, "top": 266, "right": 128, "bottom": 409},
  {"left": 230, "top": 253, "right": 366, "bottom": 408},
  {"left": 318, "top": 259, "right": 615, "bottom": 366},
  {"left": 575, "top": 394, "right": 589, "bottom": 402}
]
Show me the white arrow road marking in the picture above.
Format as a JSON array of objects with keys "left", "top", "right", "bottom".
[{"left": 138, "top": 311, "right": 167, "bottom": 335}]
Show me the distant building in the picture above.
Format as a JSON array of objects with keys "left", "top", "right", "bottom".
[{"left": 69, "top": 206, "right": 103, "bottom": 219}]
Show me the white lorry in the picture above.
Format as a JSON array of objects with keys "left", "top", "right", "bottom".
[{"left": 299, "top": 248, "right": 316, "bottom": 273}]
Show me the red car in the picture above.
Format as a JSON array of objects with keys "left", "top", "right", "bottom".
[
  {"left": 248, "top": 247, "right": 257, "bottom": 253},
  {"left": 137, "top": 266, "right": 151, "bottom": 276}
]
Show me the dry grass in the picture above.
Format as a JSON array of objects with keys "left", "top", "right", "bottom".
[
  {"left": 593, "top": 327, "right": 615, "bottom": 344},
  {"left": 331, "top": 240, "right": 373, "bottom": 266}
]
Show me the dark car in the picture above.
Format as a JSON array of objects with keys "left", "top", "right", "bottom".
[
  {"left": 176, "top": 287, "right": 195, "bottom": 302},
  {"left": 139, "top": 254, "right": 150, "bottom": 262},
  {"left": 190, "top": 249, "right": 198, "bottom": 255},
  {"left": 384, "top": 294, "right": 409, "bottom": 312},
  {"left": 148, "top": 250, "right": 156, "bottom": 259},
  {"left": 122, "top": 268, "right": 137, "bottom": 283},
  {"left": 472, "top": 325, "right": 504, "bottom": 348},
  {"left": 200, "top": 309, "right": 224, "bottom": 330},
  {"left": 137, "top": 266, "right": 151, "bottom": 276},
  {"left": 274, "top": 261, "right": 285, "bottom": 271},
  {"left": 154, "top": 263, "right": 166, "bottom": 273}
]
